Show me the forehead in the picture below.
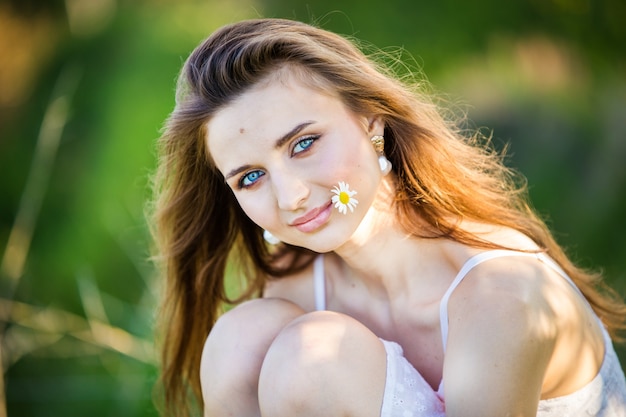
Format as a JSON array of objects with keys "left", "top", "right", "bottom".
[{"left": 205, "top": 72, "right": 346, "bottom": 167}]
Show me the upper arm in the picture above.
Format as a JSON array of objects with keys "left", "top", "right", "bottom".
[{"left": 442, "top": 261, "right": 558, "bottom": 417}]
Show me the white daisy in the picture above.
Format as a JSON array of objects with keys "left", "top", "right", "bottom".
[{"left": 331, "top": 181, "right": 358, "bottom": 214}]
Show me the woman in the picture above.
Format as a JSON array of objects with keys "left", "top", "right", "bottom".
[{"left": 151, "top": 18, "right": 626, "bottom": 417}]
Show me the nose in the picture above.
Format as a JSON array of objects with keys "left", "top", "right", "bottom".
[{"left": 271, "top": 169, "right": 309, "bottom": 211}]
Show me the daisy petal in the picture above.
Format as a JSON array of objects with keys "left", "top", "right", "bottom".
[{"left": 330, "top": 181, "right": 358, "bottom": 215}]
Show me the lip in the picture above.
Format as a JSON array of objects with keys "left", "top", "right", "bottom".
[{"left": 290, "top": 201, "right": 333, "bottom": 233}]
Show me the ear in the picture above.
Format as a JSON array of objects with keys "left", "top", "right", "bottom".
[{"left": 366, "top": 115, "right": 385, "bottom": 136}]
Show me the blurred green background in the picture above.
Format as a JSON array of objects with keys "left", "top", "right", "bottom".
[{"left": 1, "top": 0, "right": 624, "bottom": 415}]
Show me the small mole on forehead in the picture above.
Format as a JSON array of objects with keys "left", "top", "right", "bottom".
[{"left": 239, "top": 128, "right": 245, "bottom": 134}]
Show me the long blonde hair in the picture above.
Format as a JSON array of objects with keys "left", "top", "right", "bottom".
[{"left": 150, "top": 18, "right": 625, "bottom": 417}]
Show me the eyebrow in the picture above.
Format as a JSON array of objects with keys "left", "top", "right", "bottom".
[
  {"left": 224, "top": 121, "right": 316, "bottom": 181},
  {"left": 274, "top": 120, "right": 315, "bottom": 149}
]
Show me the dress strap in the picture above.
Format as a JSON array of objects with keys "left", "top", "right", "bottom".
[{"left": 314, "top": 255, "right": 326, "bottom": 311}]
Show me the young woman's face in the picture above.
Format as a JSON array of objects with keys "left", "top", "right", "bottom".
[{"left": 206, "top": 71, "right": 385, "bottom": 252}]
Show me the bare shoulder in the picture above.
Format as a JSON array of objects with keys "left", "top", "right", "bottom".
[
  {"left": 449, "top": 223, "right": 589, "bottom": 331},
  {"left": 442, "top": 242, "right": 609, "bottom": 412},
  {"left": 263, "top": 260, "right": 317, "bottom": 312},
  {"left": 449, "top": 223, "right": 564, "bottom": 322},
  {"left": 449, "top": 254, "right": 560, "bottom": 325},
  {"left": 442, "top": 255, "right": 563, "bottom": 415}
]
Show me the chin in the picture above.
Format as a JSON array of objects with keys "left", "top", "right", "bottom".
[
  {"left": 290, "top": 239, "right": 339, "bottom": 254},
  {"left": 285, "top": 233, "right": 345, "bottom": 254},
  {"left": 286, "top": 216, "right": 363, "bottom": 253}
]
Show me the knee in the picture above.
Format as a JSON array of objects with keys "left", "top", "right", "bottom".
[
  {"left": 258, "top": 311, "right": 363, "bottom": 388},
  {"left": 204, "top": 297, "right": 305, "bottom": 350},
  {"left": 200, "top": 298, "right": 305, "bottom": 400},
  {"left": 258, "top": 311, "right": 386, "bottom": 415}
]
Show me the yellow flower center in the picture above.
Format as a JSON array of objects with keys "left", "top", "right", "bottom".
[{"left": 339, "top": 191, "right": 350, "bottom": 204}]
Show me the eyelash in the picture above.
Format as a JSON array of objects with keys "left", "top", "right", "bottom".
[
  {"left": 238, "top": 170, "right": 264, "bottom": 189},
  {"left": 291, "top": 135, "right": 319, "bottom": 155},
  {"left": 236, "top": 134, "right": 321, "bottom": 189}
]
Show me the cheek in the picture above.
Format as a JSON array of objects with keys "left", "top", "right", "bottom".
[
  {"left": 235, "top": 194, "right": 275, "bottom": 229},
  {"left": 321, "top": 144, "right": 365, "bottom": 179},
  {"left": 329, "top": 141, "right": 379, "bottom": 187}
]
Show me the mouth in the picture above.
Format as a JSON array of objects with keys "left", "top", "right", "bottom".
[{"left": 290, "top": 201, "right": 333, "bottom": 233}]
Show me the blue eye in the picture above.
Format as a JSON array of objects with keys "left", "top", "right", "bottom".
[
  {"left": 240, "top": 170, "right": 264, "bottom": 188},
  {"left": 292, "top": 136, "right": 317, "bottom": 154}
]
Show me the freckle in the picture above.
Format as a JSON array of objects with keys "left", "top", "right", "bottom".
[{"left": 239, "top": 128, "right": 245, "bottom": 134}]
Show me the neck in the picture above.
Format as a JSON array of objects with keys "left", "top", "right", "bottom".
[{"left": 333, "top": 176, "right": 448, "bottom": 298}]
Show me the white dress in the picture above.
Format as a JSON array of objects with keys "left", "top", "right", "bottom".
[{"left": 313, "top": 251, "right": 626, "bottom": 416}]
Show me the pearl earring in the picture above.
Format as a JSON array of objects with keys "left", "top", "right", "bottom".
[
  {"left": 378, "top": 155, "right": 392, "bottom": 175},
  {"left": 371, "top": 135, "right": 392, "bottom": 175},
  {"left": 263, "top": 230, "right": 280, "bottom": 245}
]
